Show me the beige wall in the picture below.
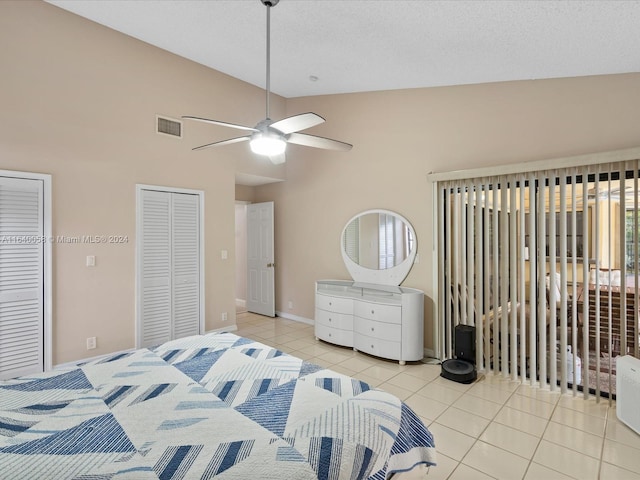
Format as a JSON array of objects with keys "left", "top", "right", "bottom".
[
  {"left": 3, "top": 2, "right": 640, "bottom": 364},
  {"left": 255, "top": 74, "right": 640, "bottom": 352},
  {"left": 235, "top": 185, "right": 257, "bottom": 203},
  {"left": 0, "top": 1, "right": 286, "bottom": 364}
]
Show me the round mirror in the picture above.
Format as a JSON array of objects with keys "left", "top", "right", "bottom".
[{"left": 341, "top": 209, "right": 417, "bottom": 286}]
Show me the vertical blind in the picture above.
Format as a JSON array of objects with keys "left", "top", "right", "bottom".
[{"left": 436, "top": 159, "right": 640, "bottom": 400}]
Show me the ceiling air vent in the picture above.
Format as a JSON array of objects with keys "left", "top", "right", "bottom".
[{"left": 156, "top": 115, "right": 182, "bottom": 138}]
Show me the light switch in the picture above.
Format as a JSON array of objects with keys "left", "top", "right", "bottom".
[
  {"left": 221, "top": 250, "right": 228, "bottom": 260},
  {"left": 86, "top": 255, "right": 96, "bottom": 267}
]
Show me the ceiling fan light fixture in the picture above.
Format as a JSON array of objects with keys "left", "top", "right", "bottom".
[{"left": 250, "top": 133, "right": 286, "bottom": 156}]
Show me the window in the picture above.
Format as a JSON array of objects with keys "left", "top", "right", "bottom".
[
  {"left": 625, "top": 209, "right": 640, "bottom": 272},
  {"left": 378, "top": 213, "right": 413, "bottom": 269},
  {"left": 524, "top": 211, "right": 588, "bottom": 260}
]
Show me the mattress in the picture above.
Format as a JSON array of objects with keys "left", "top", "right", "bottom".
[{"left": 0, "top": 332, "right": 436, "bottom": 479}]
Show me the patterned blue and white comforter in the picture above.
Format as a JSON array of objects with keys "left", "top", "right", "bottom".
[{"left": 0, "top": 332, "right": 436, "bottom": 479}]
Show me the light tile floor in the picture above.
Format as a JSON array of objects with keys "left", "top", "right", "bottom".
[{"left": 234, "top": 312, "right": 640, "bottom": 480}]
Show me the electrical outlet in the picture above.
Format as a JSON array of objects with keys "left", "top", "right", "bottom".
[
  {"left": 221, "top": 312, "right": 227, "bottom": 322},
  {"left": 86, "top": 337, "right": 97, "bottom": 350}
]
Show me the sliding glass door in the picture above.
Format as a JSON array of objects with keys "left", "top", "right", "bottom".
[{"left": 435, "top": 159, "right": 640, "bottom": 400}]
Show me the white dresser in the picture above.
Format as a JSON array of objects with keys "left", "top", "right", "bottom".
[{"left": 315, "top": 280, "right": 424, "bottom": 364}]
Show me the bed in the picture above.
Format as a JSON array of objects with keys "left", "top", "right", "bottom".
[{"left": 0, "top": 332, "right": 436, "bottom": 479}]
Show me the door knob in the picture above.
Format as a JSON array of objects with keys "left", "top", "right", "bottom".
[{"left": 266, "top": 262, "right": 275, "bottom": 268}]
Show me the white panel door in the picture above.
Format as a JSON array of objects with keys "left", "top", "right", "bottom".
[
  {"left": 171, "top": 193, "right": 200, "bottom": 339},
  {"left": 0, "top": 177, "right": 44, "bottom": 380},
  {"left": 247, "top": 201, "right": 274, "bottom": 317},
  {"left": 139, "top": 190, "right": 172, "bottom": 348}
]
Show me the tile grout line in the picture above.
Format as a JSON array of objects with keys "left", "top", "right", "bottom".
[
  {"left": 597, "top": 403, "right": 611, "bottom": 480},
  {"left": 524, "top": 388, "right": 567, "bottom": 480},
  {"left": 462, "top": 378, "right": 528, "bottom": 479}
]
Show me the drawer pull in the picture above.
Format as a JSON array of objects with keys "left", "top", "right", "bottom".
[
  {"left": 371, "top": 344, "right": 374, "bottom": 348},
  {"left": 371, "top": 327, "right": 374, "bottom": 332},
  {"left": 329, "top": 333, "right": 332, "bottom": 337},
  {"left": 371, "top": 310, "right": 375, "bottom": 315},
  {"left": 329, "top": 302, "right": 332, "bottom": 306},
  {"left": 329, "top": 318, "right": 332, "bottom": 322}
]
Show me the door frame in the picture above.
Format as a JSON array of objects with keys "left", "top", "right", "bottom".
[
  {"left": 246, "top": 201, "right": 275, "bottom": 317},
  {"left": 234, "top": 201, "right": 250, "bottom": 312},
  {"left": 0, "top": 169, "right": 52, "bottom": 372},
  {"left": 135, "top": 184, "right": 205, "bottom": 348}
]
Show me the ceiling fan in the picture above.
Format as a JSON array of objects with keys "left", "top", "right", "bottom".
[{"left": 183, "top": 0, "right": 353, "bottom": 165}]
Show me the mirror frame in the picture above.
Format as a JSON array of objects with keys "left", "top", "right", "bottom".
[{"left": 340, "top": 209, "right": 418, "bottom": 286}]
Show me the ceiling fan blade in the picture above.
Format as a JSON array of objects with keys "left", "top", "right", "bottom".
[
  {"left": 270, "top": 112, "right": 325, "bottom": 134},
  {"left": 192, "top": 136, "right": 251, "bottom": 151},
  {"left": 268, "top": 153, "right": 286, "bottom": 165},
  {"left": 183, "top": 116, "right": 259, "bottom": 132},
  {"left": 287, "top": 133, "right": 353, "bottom": 151}
]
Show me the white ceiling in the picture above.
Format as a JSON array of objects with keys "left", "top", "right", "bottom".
[{"left": 48, "top": 0, "right": 640, "bottom": 99}]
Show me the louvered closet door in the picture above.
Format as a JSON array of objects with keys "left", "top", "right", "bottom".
[
  {"left": 0, "top": 177, "right": 44, "bottom": 380},
  {"left": 140, "top": 190, "right": 172, "bottom": 347},
  {"left": 171, "top": 193, "right": 199, "bottom": 339},
  {"left": 139, "top": 189, "right": 200, "bottom": 348}
]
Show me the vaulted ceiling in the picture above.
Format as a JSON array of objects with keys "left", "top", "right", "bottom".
[{"left": 48, "top": 0, "right": 640, "bottom": 98}]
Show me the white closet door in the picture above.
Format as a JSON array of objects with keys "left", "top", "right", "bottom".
[
  {"left": 140, "top": 190, "right": 172, "bottom": 348},
  {"left": 138, "top": 188, "right": 201, "bottom": 348},
  {"left": 171, "top": 193, "right": 200, "bottom": 339},
  {"left": 0, "top": 177, "right": 44, "bottom": 380}
]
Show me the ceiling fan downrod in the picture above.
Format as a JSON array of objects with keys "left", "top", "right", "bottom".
[{"left": 262, "top": 0, "right": 279, "bottom": 120}]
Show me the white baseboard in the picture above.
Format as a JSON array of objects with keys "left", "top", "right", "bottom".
[
  {"left": 236, "top": 299, "right": 246, "bottom": 308},
  {"left": 424, "top": 348, "right": 436, "bottom": 359},
  {"left": 275, "top": 311, "right": 314, "bottom": 326},
  {"left": 422, "top": 347, "right": 441, "bottom": 364},
  {"left": 206, "top": 324, "right": 238, "bottom": 334},
  {"left": 53, "top": 348, "right": 136, "bottom": 370},
  {"left": 54, "top": 326, "right": 239, "bottom": 370}
]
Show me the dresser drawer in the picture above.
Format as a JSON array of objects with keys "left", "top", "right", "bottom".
[
  {"left": 354, "top": 301, "right": 401, "bottom": 325},
  {"left": 316, "top": 294, "right": 353, "bottom": 315},
  {"left": 354, "top": 333, "right": 401, "bottom": 360},
  {"left": 315, "top": 309, "right": 353, "bottom": 330},
  {"left": 354, "top": 316, "right": 401, "bottom": 342},
  {"left": 315, "top": 323, "right": 353, "bottom": 347}
]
